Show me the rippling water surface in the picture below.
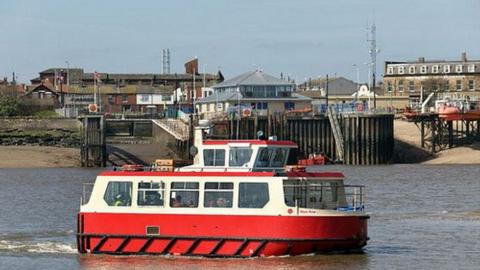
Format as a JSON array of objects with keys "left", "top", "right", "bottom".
[{"left": 0, "top": 165, "right": 479, "bottom": 270}]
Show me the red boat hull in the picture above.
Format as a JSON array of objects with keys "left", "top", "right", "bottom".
[{"left": 77, "top": 213, "right": 368, "bottom": 257}]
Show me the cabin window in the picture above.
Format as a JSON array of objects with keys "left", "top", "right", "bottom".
[
  {"left": 254, "top": 147, "right": 288, "bottom": 167},
  {"left": 271, "top": 148, "right": 288, "bottom": 167},
  {"left": 283, "top": 180, "right": 341, "bottom": 209},
  {"left": 238, "top": 183, "right": 269, "bottom": 208},
  {"left": 103, "top": 181, "right": 132, "bottom": 207},
  {"left": 137, "top": 181, "right": 165, "bottom": 206},
  {"left": 170, "top": 182, "right": 199, "bottom": 208},
  {"left": 204, "top": 149, "right": 225, "bottom": 166},
  {"left": 229, "top": 147, "right": 252, "bottom": 167},
  {"left": 204, "top": 182, "right": 233, "bottom": 208}
]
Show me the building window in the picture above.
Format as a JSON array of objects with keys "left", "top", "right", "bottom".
[
  {"left": 455, "top": 65, "right": 463, "bottom": 73},
  {"left": 387, "top": 81, "right": 392, "bottom": 92},
  {"left": 443, "top": 65, "right": 450, "bottom": 73},
  {"left": 468, "top": 65, "right": 476, "bottom": 73},
  {"left": 204, "top": 149, "right": 225, "bottom": 166},
  {"left": 103, "top": 181, "right": 132, "bottom": 207},
  {"left": 456, "top": 80, "right": 462, "bottom": 91},
  {"left": 387, "top": 66, "right": 394, "bottom": 74},
  {"left": 469, "top": 80, "right": 475, "bottom": 91},
  {"left": 420, "top": 66, "right": 427, "bottom": 74},
  {"left": 140, "top": 94, "right": 149, "bottom": 102},
  {"left": 408, "top": 81, "right": 415, "bottom": 92},
  {"left": 238, "top": 183, "right": 269, "bottom": 208},
  {"left": 137, "top": 181, "right": 164, "bottom": 206},
  {"left": 398, "top": 66, "right": 405, "bottom": 74},
  {"left": 409, "top": 66, "right": 416, "bottom": 74},
  {"left": 432, "top": 65, "right": 439, "bottom": 73},
  {"left": 284, "top": 102, "right": 295, "bottom": 110},
  {"left": 122, "top": 94, "right": 128, "bottom": 103},
  {"left": 444, "top": 81, "right": 450, "bottom": 91},
  {"left": 229, "top": 147, "right": 253, "bottom": 167},
  {"left": 256, "top": 102, "right": 268, "bottom": 110},
  {"left": 170, "top": 182, "right": 199, "bottom": 208},
  {"left": 398, "top": 80, "right": 404, "bottom": 92},
  {"left": 204, "top": 182, "right": 233, "bottom": 208}
]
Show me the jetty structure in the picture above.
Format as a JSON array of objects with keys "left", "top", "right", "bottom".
[
  {"left": 190, "top": 70, "right": 393, "bottom": 165},
  {"left": 385, "top": 53, "right": 480, "bottom": 152},
  {"left": 78, "top": 70, "right": 394, "bottom": 167}
]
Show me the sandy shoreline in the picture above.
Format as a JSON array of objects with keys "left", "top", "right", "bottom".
[
  {"left": 394, "top": 119, "right": 480, "bottom": 164},
  {"left": 0, "top": 120, "right": 478, "bottom": 168},
  {"left": 0, "top": 146, "right": 80, "bottom": 168}
]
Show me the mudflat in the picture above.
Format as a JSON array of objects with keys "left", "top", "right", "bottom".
[
  {"left": 394, "top": 119, "right": 480, "bottom": 164},
  {"left": 0, "top": 146, "right": 80, "bottom": 168}
]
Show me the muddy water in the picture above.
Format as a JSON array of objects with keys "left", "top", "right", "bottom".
[{"left": 0, "top": 165, "right": 479, "bottom": 270}]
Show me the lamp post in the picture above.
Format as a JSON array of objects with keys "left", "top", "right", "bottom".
[
  {"left": 66, "top": 61, "right": 74, "bottom": 117},
  {"left": 353, "top": 64, "right": 360, "bottom": 101}
]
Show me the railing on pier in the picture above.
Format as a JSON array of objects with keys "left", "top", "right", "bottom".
[
  {"left": 152, "top": 119, "right": 190, "bottom": 141},
  {"left": 327, "top": 106, "right": 345, "bottom": 162}
]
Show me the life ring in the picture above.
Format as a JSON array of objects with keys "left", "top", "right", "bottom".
[
  {"left": 88, "top": 103, "right": 98, "bottom": 112},
  {"left": 242, "top": 108, "right": 252, "bottom": 117}
]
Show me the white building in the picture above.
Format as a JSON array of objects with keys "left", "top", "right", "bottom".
[{"left": 195, "top": 70, "right": 311, "bottom": 118}]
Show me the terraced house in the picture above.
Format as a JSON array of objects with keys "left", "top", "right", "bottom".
[
  {"left": 383, "top": 52, "right": 480, "bottom": 105},
  {"left": 29, "top": 60, "right": 223, "bottom": 117}
]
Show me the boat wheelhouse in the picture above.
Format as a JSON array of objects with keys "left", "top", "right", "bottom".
[{"left": 77, "top": 129, "right": 368, "bottom": 257}]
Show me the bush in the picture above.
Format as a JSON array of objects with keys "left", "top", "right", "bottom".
[
  {"left": 0, "top": 95, "right": 21, "bottom": 116},
  {"left": 33, "top": 110, "right": 60, "bottom": 118}
]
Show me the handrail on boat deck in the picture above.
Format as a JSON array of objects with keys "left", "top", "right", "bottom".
[
  {"left": 81, "top": 183, "right": 95, "bottom": 205},
  {"left": 283, "top": 183, "right": 366, "bottom": 212}
]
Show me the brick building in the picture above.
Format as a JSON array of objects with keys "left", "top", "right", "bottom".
[
  {"left": 383, "top": 53, "right": 480, "bottom": 105},
  {"left": 29, "top": 59, "right": 223, "bottom": 117}
]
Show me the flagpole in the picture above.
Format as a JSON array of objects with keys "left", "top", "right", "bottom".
[{"left": 94, "top": 72, "right": 97, "bottom": 109}]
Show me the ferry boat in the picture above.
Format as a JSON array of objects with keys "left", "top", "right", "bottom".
[{"left": 77, "top": 127, "right": 369, "bottom": 257}]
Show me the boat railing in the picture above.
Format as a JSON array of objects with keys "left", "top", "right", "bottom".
[
  {"left": 283, "top": 183, "right": 365, "bottom": 212},
  {"left": 81, "top": 183, "right": 95, "bottom": 205},
  {"left": 338, "top": 185, "right": 366, "bottom": 212}
]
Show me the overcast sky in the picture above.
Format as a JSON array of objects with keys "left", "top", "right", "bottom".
[{"left": 1, "top": 0, "right": 479, "bottom": 84}]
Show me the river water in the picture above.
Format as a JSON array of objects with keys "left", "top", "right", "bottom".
[{"left": 0, "top": 165, "right": 479, "bottom": 270}]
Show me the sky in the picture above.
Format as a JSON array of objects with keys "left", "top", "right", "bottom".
[{"left": 1, "top": 0, "right": 479, "bottom": 84}]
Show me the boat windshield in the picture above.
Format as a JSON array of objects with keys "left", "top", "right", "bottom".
[
  {"left": 254, "top": 147, "right": 289, "bottom": 168},
  {"left": 283, "top": 179, "right": 347, "bottom": 210},
  {"left": 229, "top": 147, "right": 253, "bottom": 167}
]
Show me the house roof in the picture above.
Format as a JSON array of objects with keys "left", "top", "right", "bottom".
[
  {"left": 195, "top": 92, "right": 311, "bottom": 104},
  {"left": 25, "top": 84, "right": 59, "bottom": 96},
  {"left": 299, "top": 77, "right": 358, "bottom": 96},
  {"left": 33, "top": 67, "right": 222, "bottom": 84},
  {"left": 213, "top": 70, "right": 293, "bottom": 88}
]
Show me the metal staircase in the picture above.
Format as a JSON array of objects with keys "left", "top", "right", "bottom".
[
  {"left": 327, "top": 106, "right": 344, "bottom": 162},
  {"left": 152, "top": 119, "right": 190, "bottom": 141}
]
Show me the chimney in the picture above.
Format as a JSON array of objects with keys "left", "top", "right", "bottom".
[
  {"left": 418, "top": 57, "right": 425, "bottom": 63},
  {"left": 461, "top": 52, "right": 467, "bottom": 62}
]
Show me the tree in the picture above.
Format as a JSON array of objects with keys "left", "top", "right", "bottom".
[{"left": 0, "top": 95, "right": 20, "bottom": 116}]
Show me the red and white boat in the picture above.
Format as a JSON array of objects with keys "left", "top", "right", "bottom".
[
  {"left": 436, "top": 98, "right": 480, "bottom": 121},
  {"left": 77, "top": 127, "right": 369, "bottom": 257}
]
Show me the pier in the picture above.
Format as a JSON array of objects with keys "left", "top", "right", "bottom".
[
  {"left": 204, "top": 113, "right": 394, "bottom": 165},
  {"left": 406, "top": 113, "right": 480, "bottom": 153}
]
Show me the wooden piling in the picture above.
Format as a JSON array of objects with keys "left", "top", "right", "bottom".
[{"left": 79, "top": 115, "right": 106, "bottom": 167}]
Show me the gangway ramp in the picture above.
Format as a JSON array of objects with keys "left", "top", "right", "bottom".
[
  {"left": 327, "top": 106, "right": 344, "bottom": 162},
  {"left": 152, "top": 119, "right": 190, "bottom": 141}
]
